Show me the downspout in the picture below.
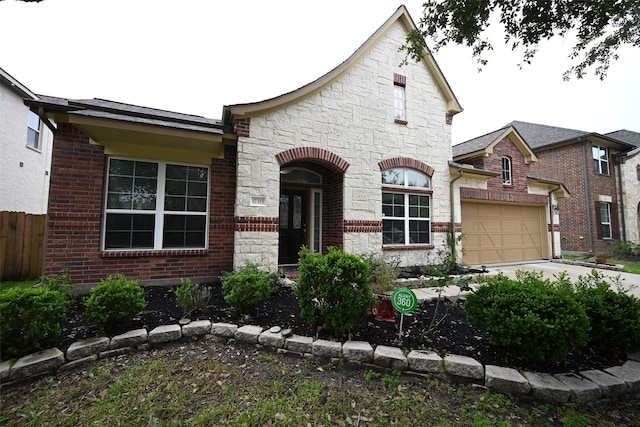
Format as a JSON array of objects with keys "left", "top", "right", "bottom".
[
  {"left": 615, "top": 154, "right": 627, "bottom": 241},
  {"left": 548, "top": 185, "right": 561, "bottom": 259},
  {"left": 450, "top": 168, "right": 464, "bottom": 260},
  {"left": 581, "top": 143, "right": 594, "bottom": 253}
]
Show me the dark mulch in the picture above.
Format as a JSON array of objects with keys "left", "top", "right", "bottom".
[{"left": 52, "top": 283, "right": 628, "bottom": 374}]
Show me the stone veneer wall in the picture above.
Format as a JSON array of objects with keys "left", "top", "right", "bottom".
[
  {"left": 620, "top": 150, "right": 640, "bottom": 243},
  {"left": 233, "top": 21, "right": 453, "bottom": 269}
]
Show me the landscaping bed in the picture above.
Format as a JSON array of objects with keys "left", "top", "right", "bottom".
[{"left": 53, "top": 282, "right": 627, "bottom": 375}]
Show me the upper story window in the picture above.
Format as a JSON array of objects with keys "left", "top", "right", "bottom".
[
  {"left": 382, "top": 167, "right": 431, "bottom": 245},
  {"left": 501, "top": 157, "right": 512, "bottom": 185},
  {"left": 592, "top": 145, "right": 609, "bottom": 175},
  {"left": 26, "top": 111, "right": 41, "bottom": 150},
  {"left": 103, "top": 158, "right": 209, "bottom": 250},
  {"left": 393, "top": 73, "right": 406, "bottom": 123}
]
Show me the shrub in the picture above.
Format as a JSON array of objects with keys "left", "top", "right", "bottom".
[
  {"left": 363, "top": 253, "right": 399, "bottom": 294},
  {"left": 0, "top": 287, "right": 69, "bottom": 359},
  {"left": 221, "top": 263, "right": 277, "bottom": 313},
  {"left": 573, "top": 271, "right": 640, "bottom": 355},
  {"left": 40, "top": 269, "right": 74, "bottom": 304},
  {"left": 613, "top": 241, "right": 640, "bottom": 259},
  {"left": 175, "top": 278, "right": 211, "bottom": 317},
  {"left": 464, "top": 271, "right": 590, "bottom": 363},
  {"left": 294, "top": 247, "right": 374, "bottom": 337},
  {"left": 84, "top": 274, "right": 146, "bottom": 334}
]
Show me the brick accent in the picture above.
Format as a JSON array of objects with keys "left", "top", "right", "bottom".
[
  {"left": 235, "top": 216, "right": 279, "bottom": 232},
  {"left": 460, "top": 188, "right": 548, "bottom": 205},
  {"left": 383, "top": 245, "right": 435, "bottom": 251},
  {"left": 344, "top": 220, "right": 382, "bottom": 233},
  {"left": 393, "top": 73, "right": 406, "bottom": 86},
  {"left": 44, "top": 124, "right": 236, "bottom": 285},
  {"left": 276, "top": 147, "right": 349, "bottom": 173},
  {"left": 446, "top": 113, "right": 453, "bottom": 125},
  {"left": 431, "top": 222, "right": 461, "bottom": 233},
  {"left": 235, "top": 118, "right": 250, "bottom": 137},
  {"left": 378, "top": 157, "right": 435, "bottom": 177}
]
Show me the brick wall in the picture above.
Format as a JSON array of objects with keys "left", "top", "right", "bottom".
[
  {"left": 44, "top": 124, "right": 236, "bottom": 285},
  {"left": 529, "top": 140, "right": 622, "bottom": 254}
]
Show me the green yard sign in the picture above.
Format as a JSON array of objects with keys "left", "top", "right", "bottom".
[{"left": 391, "top": 287, "right": 417, "bottom": 314}]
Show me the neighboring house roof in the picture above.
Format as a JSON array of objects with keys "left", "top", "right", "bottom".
[
  {"left": 452, "top": 126, "right": 537, "bottom": 163},
  {"left": 605, "top": 129, "right": 640, "bottom": 148},
  {"left": 223, "top": 5, "right": 462, "bottom": 124},
  {"left": 454, "top": 120, "right": 636, "bottom": 155},
  {"left": 0, "top": 67, "right": 38, "bottom": 100}
]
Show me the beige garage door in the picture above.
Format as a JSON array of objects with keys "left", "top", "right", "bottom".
[{"left": 461, "top": 202, "right": 548, "bottom": 265}]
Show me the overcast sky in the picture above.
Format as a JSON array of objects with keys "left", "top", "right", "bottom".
[{"left": 2, "top": 0, "right": 639, "bottom": 145}]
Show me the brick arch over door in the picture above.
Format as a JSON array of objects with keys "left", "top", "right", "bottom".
[
  {"left": 276, "top": 147, "right": 349, "bottom": 174},
  {"left": 378, "top": 157, "right": 435, "bottom": 177}
]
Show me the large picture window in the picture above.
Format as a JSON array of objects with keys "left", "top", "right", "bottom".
[
  {"left": 382, "top": 167, "right": 431, "bottom": 245},
  {"left": 104, "top": 158, "right": 209, "bottom": 250}
]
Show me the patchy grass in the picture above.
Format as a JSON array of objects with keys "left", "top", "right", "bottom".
[
  {"left": 564, "top": 254, "right": 640, "bottom": 275},
  {"left": 1, "top": 342, "right": 639, "bottom": 426}
]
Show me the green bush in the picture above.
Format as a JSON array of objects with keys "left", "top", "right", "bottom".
[
  {"left": 464, "top": 271, "right": 590, "bottom": 363},
  {"left": 0, "top": 287, "right": 69, "bottom": 359},
  {"left": 573, "top": 271, "right": 640, "bottom": 355},
  {"left": 175, "top": 278, "right": 211, "bottom": 317},
  {"left": 40, "top": 269, "right": 74, "bottom": 304},
  {"left": 84, "top": 274, "right": 146, "bottom": 334},
  {"left": 363, "top": 253, "right": 399, "bottom": 294},
  {"left": 613, "top": 241, "right": 640, "bottom": 258},
  {"left": 294, "top": 247, "right": 375, "bottom": 337},
  {"left": 221, "top": 263, "right": 277, "bottom": 313}
]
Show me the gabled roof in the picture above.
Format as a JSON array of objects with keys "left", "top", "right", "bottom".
[
  {"left": 223, "top": 5, "right": 462, "bottom": 124},
  {"left": 454, "top": 120, "right": 636, "bottom": 155},
  {"left": 605, "top": 129, "right": 640, "bottom": 148},
  {"left": 452, "top": 126, "right": 537, "bottom": 163},
  {"left": 0, "top": 67, "right": 38, "bottom": 100}
]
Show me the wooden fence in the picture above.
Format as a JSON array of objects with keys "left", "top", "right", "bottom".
[{"left": 0, "top": 212, "right": 46, "bottom": 280}]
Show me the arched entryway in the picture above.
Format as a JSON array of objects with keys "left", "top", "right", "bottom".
[{"left": 276, "top": 148, "right": 348, "bottom": 265}]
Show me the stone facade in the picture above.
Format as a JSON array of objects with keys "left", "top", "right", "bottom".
[
  {"left": 232, "top": 19, "right": 455, "bottom": 268},
  {"left": 619, "top": 148, "right": 640, "bottom": 243}
]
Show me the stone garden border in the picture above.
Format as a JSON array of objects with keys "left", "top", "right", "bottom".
[{"left": 1, "top": 320, "right": 639, "bottom": 404}]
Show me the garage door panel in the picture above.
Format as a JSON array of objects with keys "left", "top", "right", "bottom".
[{"left": 461, "top": 202, "right": 548, "bottom": 265}]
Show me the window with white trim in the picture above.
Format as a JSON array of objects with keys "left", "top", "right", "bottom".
[
  {"left": 103, "top": 158, "right": 209, "bottom": 250},
  {"left": 600, "top": 202, "right": 612, "bottom": 239},
  {"left": 382, "top": 167, "right": 431, "bottom": 245},
  {"left": 27, "top": 111, "right": 41, "bottom": 150},
  {"left": 501, "top": 156, "right": 512, "bottom": 185},
  {"left": 393, "top": 73, "right": 406, "bottom": 122},
  {"left": 592, "top": 145, "right": 609, "bottom": 175}
]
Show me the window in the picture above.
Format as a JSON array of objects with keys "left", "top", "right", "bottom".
[
  {"left": 26, "top": 111, "right": 41, "bottom": 150},
  {"left": 104, "top": 158, "right": 209, "bottom": 250},
  {"left": 393, "top": 73, "right": 406, "bottom": 122},
  {"left": 501, "top": 157, "right": 512, "bottom": 185},
  {"left": 592, "top": 145, "right": 609, "bottom": 175},
  {"left": 382, "top": 168, "right": 431, "bottom": 245},
  {"left": 600, "top": 202, "right": 612, "bottom": 239}
]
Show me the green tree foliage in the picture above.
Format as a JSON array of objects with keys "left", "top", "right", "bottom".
[
  {"left": 295, "top": 247, "right": 374, "bottom": 337},
  {"left": 403, "top": 0, "right": 640, "bottom": 80},
  {"left": 175, "top": 278, "right": 212, "bottom": 318}
]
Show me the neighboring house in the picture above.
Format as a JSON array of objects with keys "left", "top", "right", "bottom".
[
  {"left": 26, "top": 6, "right": 463, "bottom": 285},
  {"left": 451, "top": 126, "right": 569, "bottom": 265},
  {"left": 456, "top": 121, "right": 638, "bottom": 258},
  {"left": 0, "top": 67, "right": 55, "bottom": 214},
  {"left": 606, "top": 130, "right": 640, "bottom": 243}
]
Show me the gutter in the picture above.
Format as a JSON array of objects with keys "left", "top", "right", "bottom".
[{"left": 449, "top": 167, "right": 464, "bottom": 259}]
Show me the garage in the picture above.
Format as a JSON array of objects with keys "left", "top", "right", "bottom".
[{"left": 461, "top": 201, "right": 549, "bottom": 265}]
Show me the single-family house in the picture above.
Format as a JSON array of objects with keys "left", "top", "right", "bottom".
[
  {"left": 457, "top": 121, "right": 638, "bottom": 258},
  {"left": 26, "top": 6, "right": 464, "bottom": 285},
  {"left": 1, "top": 67, "right": 55, "bottom": 214},
  {"left": 451, "top": 126, "right": 569, "bottom": 265}
]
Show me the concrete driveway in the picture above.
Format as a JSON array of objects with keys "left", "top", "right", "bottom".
[{"left": 481, "top": 261, "right": 640, "bottom": 298}]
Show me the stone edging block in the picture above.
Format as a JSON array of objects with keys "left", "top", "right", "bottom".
[
  {"left": 66, "top": 336, "right": 110, "bottom": 361},
  {"left": 284, "top": 335, "right": 313, "bottom": 354},
  {"left": 342, "top": 341, "right": 373, "bottom": 363},
  {"left": 313, "top": 339, "right": 342, "bottom": 358},
  {"left": 234, "top": 325, "right": 263, "bottom": 343},
  {"left": 485, "top": 365, "right": 530, "bottom": 395},
  {"left": 524, "top": 371, "right": 571, "bottom": 403},
  {"left": 407, "top": 350, "right": 442, "bottom": 373},
  {"left": 10, "top": 348, "right": 65, "bottom": 381},
  {"left": 111, "top": 329, "right": 148, "bottom": 349},
  {"left": 373, "top": 346, "right": 407, "bottom": 370},
  {"left": 182, "top": 320, "right": 212, "bottom": 338},
  {"left": 148, "top": 325, "right": 182, "bottom": 344},
  {"left": 556, "top": 372, "right": 602, "bottom": 403},
  {"left": 444, "top": 354, "right": 483, "bottom": 380},
  {"left": 580, "top": 369, "right": 628, "bottom": 398}
]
